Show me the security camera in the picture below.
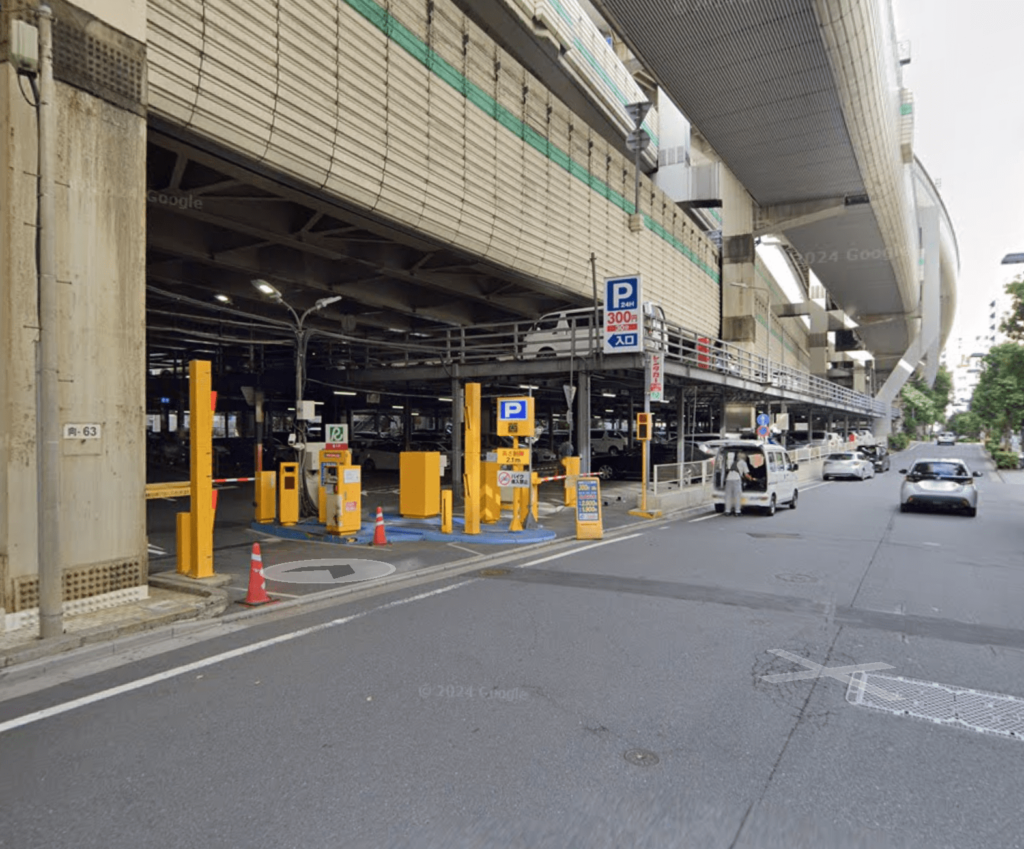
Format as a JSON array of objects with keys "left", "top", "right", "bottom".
[{"left": 287, "top": 432, "right": 297, "bottom": 446}]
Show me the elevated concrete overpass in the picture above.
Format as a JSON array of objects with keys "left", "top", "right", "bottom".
[{"left": 589, "top": 0, "right": 957, "bottom": 394}]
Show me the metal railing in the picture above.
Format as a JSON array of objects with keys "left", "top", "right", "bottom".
[
  {"left": 338, "top": 310, "right": 886, "bottom": 415},
  {"left": 652, "top": 459, "right": 714, "bottom": 493}
]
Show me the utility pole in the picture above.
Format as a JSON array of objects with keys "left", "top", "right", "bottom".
[{"left": 36, "top": 3, "right": 63, "bottom": 639}]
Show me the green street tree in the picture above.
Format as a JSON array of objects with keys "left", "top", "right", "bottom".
[
  {"left": 947, "top": 410, "right": 982, "bottom": 440},
  {"left": 898, "top": 366, "right": 952, "bottom": 436},
  {"left": 998, "top": 274, "right": 1024, "bottom": 341},
  {"left": 971, "top": 342, "right": 1024, "bottom": 445}
]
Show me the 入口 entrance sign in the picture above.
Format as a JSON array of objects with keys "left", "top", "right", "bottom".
[{"left": 603, "top": 275, "right": 643, "bottom": 354}]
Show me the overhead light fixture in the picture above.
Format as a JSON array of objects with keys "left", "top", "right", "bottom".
[
  {"left": 392, "top": 405, "right": 404, "bottom": 410},
  {"left": 315, "top": 295, "right": 342, "bottom": 310},
  {"left": 601, "top": 391, "right": 616, "bottom": 398},
  {"left": 438, "top": 397, "right": 453, "bottom": 402},
  {"left": 214, "top": 294, "right": 231, "bottom": 304},
  {"left": 517, "top": 384, "right": 538, "bottom": 390},
  {"left": 251, "top": 278, "right": 282, "bottom": 301},
  {"left": 333, "top": 390, "right": 357, "bottom": 396}
]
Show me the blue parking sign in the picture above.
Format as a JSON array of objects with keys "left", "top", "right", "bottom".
[{"left": 604, "top": 275, "right": 643, "bottom": 354}]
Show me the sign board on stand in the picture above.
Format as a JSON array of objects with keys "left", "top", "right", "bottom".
[{"left": 574, "top": 477, "right": 603, "bottom": 540}]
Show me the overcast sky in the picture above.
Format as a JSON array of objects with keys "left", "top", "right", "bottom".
[{"left": 893, "top": 0, "right": 1024, "bottom": 343}]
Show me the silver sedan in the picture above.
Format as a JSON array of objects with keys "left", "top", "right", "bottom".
[
  {"left": 899, "top": 458, "right": 982, "bottom": 516},
  {"left": 822, "top": 452, "right": 875, "bottom": 481}
]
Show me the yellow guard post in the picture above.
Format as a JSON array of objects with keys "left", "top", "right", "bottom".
[{"left": 178, "top": 360, "right": 215, "bottom": 579}]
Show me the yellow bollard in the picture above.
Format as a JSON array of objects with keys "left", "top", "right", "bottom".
[
  {"left": 562, "top": 457, "right": 580, "bottom": 507},
  {"left": 531, "top": 473, "right": 540, "bottom": 522},
  {"left": 480, "top": 461, "right": 500, "bottom": 523},
  {"left": 175, "top": 512, "right": 192, "bottom": 575},
  {"left": 441, "top": 489, "right": 453, "bottom": 534}
]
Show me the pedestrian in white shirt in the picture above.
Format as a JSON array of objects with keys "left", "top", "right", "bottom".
[{"left": 724, "top": 452, "right": 750, "bottom": 516}]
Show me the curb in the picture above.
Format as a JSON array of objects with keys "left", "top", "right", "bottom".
[
  {"left": 0, "top": 500, "right": 709, "bottom": 673},
  {"left": 0, "top": 574, "right": 231, "bottom": 670}
]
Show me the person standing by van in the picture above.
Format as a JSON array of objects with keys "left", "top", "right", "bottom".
[{"left": 724, "top": 451, "right": 750, "bottom": 516}]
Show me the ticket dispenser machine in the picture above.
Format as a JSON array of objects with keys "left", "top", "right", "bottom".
[{"left": 320, "top": 449, "right": 361, "bottom": 535}]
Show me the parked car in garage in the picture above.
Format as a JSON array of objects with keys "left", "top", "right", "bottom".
[
  {"left": 822, "top": 451, "right": 875, "bottom": 480},
  {"left": 899, "top": 458, "right": 981, "bottom": 516}
]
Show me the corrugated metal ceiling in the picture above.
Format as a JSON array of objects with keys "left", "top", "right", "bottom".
[{"left": 591, "top": 0, "right": 864, "bottom": 205}]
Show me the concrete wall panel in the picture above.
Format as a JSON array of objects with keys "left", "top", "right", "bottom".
[
  {"left": 146, "top": 0, "right": 721, "bottom": 330},
  {"left": 147, "top": 0, "right": 204, "bottom": 126}
]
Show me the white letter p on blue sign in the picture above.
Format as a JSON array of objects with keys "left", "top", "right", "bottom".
[{"left": 500, "top": 401, "right": 526, "bottom": 420}]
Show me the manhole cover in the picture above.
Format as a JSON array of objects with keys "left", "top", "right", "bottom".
[
  {"left": 748, "top": 533, "right": 802, "bottom": 539},
  {"left": 774, "top": 573, "right": 818, "bottom": 584},
  {"left": 479, "top": 568, "right": 510, "bottom": 577},
  {"left": 623, "top": 748, "right": 660, "bottom": 767}
]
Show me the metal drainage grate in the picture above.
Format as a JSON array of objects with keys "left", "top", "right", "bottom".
[
  {"left": 623, "top": 748, "right": 660, "bottom": 767},
  {"left": 847, "top": 672, "right": 1024, "bottom": 742}
]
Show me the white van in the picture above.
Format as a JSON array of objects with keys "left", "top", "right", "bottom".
[
  {"left": 521, "top": 308, "right": 600, "bottom": 358},
  {"left": 711, "top": 440, "right": 799, "bottom": 516},
  {"left": 521, "top": 305, "right": 668, "bottom": 358}
]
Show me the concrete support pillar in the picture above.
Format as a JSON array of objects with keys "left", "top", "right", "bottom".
[
  {"left": 720, "top": 169, "right": 758, "bottom": 354},
  {"left": 809, "top": 301, "right": 830, "bottom": 378},
  {"left": 1, "top": 2, "right": 148, "bottom": 618}
]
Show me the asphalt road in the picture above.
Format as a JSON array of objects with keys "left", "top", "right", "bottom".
[{"left": 3, "top": 443, "right": 1023, "bottom": 848}]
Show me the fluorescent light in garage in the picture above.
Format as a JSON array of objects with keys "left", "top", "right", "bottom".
[
  {"left": 438, "top": 397, "right": 452, "bottom": 402},
  {"left": 214, "top": 294, "right": 231, "bottom": 303},
  {"left": 333, "top": 391, "right": 356, "bottom": 396},
  {"left": 392, "top": 405, "right": 403, "bottom": 410}
]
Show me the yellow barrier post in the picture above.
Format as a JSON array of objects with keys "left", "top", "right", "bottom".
[
  {"left": 463, "top": 383, "right": 481, "bottom": 534},
  {"left": 509, "top": 437, "right": 525, "bottom": 532},
  {"left": 441, "top": 490, "right": 453, "bottom": 534},
  {"left": 480, "top": 460, "right": 500, "bottom": 523},
  {"left": 184, "top": 360, "right": 215, "bottom": 578},
  {"left": 279, "top": 462, "right": 300, "bottom": 525},
  {"left": 530, "top": 472, "right": 540, "bottom": 522},
  {"left": 175, "top": 512, "right": 192, "bottom": 575},
  {"left": 562, "top": 457, "right": 580, "bottom": 507},
  {"left": 400, "top": 451, "right": 441, "bottom": 518}
]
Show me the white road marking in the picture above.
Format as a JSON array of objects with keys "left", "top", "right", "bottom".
[
  {"left": 518, "top": 534, "right": 642, "bottom": 568},
  {"left": 0, "top": 581, "right": 473, "bottom": 736},
  {"left": 689, "top": 513, "right": 722, "bottom": 523},
  {"left": 799, "top": 482, "right": 831, "bottom": 491},
  {"left": 447, "top": 543, "right": 480, "bottom": 555}
]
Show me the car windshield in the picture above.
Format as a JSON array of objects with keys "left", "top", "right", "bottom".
[
  {"left": 911, "top": 462, "right": 970, "bottom": 478},
  {"left": 828, "top": 453, "right": 858, "bottom": 460}
]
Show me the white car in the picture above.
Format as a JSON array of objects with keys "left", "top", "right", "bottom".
[
  {"left": 936, "top": 432, "right": 956, "bottom": 446},
  {"left": 822, "top": 451, "right": 875, "bottom": 480}
]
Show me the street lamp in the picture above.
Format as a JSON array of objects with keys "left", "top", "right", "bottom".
[{"left": 252, "top": 279, "right": 341, "bottom": 512}]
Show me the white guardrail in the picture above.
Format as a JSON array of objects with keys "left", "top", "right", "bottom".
[{"left": 651, "top": 442, "right": 856, "bottom": 495}]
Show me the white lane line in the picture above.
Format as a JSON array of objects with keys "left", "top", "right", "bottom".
[
  {"left": 689, "top": 513, "right": 721, "bottom": 523},
  {"left": 0, "top": 581, "right": 473, "bottom": 736},
  {"left": 799, "top": 482, "right": 831, "bottom": 492},
  {"left": 447, "top": 543, "right": 480, "bottom": 555},
  {"left": 518, "top": 533, "right": 643, "bottom": 568}
]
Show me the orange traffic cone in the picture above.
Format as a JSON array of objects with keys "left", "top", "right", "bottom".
[
  {"left": 239, "top": 543, "right": 275, "bottom": 606},
  {"left": 372, "top": 506, "right": 388, "bottom": 546}
]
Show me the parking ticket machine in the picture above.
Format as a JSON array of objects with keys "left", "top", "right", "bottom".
[{"left": 320, "top": 448, "right": 361, "bottom": 535}]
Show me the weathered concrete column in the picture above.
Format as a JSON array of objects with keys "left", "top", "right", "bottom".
[
  {"left": 720, "top": 168, "right": 758, "bottom": 353},
  {"left": 0, "top": 0, "right": 148, "bottom": 623}
]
